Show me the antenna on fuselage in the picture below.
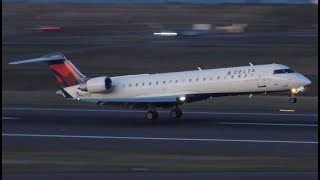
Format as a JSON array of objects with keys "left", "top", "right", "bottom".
[
  {"left": 249, "top": 62, "right": 253, "bottom": 66},
  {"left": 197, "top": 67, "right": 202, "bottom": 70}
]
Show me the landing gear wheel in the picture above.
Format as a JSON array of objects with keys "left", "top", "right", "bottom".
[
  {"left": 170, "top": 108, "right": 183, "bottom": 120},
  {"left": 290, "top": 97, "right": 297, "bottom": 103},
  {"left": 146, "top": 111, "right": 158, "bottom": 120}
]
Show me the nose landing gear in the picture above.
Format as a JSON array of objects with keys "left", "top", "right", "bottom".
[
  {"left": 145, "top": 106, "right": 184, "bottom": 120},
  {"left": 290, "top": 97, "right": 297, "bottom": 103},
  {"left": 289, "top": 90, "right": 297, "bottom": 103}
]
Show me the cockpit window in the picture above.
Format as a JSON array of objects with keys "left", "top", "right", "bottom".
[
  {"left": 274, "top": 69, "right": 284, "bottom": 74},
  {"left": 274, "top": 69, "right": 295, "bottom": 74},
  {"left": 283, "top": 69, "right": 295, "bottom": 73}
]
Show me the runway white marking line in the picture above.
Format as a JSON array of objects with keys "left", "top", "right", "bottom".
[
  {"left": 2, "top": 133, "right": 318, "bottom": 144},
  {"left": 219, "top": 122, "right": 318, "bottom": 127},
  {"left": 3, "top": 107, "right": 318, "bottom": 117},
  {"left": 2, "top": 117, "right": 20, "bottom": 120}
]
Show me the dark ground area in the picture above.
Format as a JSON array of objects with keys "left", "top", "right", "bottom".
[
  {"left": 2, "top": 3, "right": 318, "bottom": 96},
  {"left": 2, "top": 3, "right": 318, "bottom": 33},
  {"left": 3, "top": 172, "right": 318, "bottom": 180}
]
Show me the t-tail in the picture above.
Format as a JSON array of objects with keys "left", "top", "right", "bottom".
[{"left": 9, "top": 53, "right": 86, "bottom": 88}]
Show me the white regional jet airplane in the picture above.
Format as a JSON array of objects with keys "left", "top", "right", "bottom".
[{"left": 9, "top": 53, "right": 311, "bottom": 120}]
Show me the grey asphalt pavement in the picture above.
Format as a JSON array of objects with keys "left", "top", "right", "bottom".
[{"left": 2, "top": 107, "right": 318, "bottom": 153}]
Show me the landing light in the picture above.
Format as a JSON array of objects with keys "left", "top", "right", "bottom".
[
  {"left": 179, "top": 96, "right": 186, "bottom": 101},
  {"left": 291, "top": 88, "right": 297, "bottom": 93}
]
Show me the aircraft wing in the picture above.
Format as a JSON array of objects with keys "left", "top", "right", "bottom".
[{"left": 77, "top": 95, "right": 181, "bottom": 103}]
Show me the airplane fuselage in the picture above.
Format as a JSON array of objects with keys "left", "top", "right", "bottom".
[
  {"left": 9, "top": 53, "right": 312, "bottom": 120},
  {"left": 64, "top": 64, "right": 310, "bottom": 102}
]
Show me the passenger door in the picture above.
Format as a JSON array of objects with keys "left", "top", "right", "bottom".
[{"left": 257, "top": 71, "right": 267, "bottom": 88}]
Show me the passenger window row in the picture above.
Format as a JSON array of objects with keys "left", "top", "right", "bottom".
[{"left": 123, "top": 73, "right": 253, "bottom": 88}]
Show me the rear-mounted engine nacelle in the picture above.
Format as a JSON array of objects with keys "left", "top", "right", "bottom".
[{"left": 79, "top": 76, "right": 112, "bottom": 93}]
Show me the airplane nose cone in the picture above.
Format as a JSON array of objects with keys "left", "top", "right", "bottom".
[{"left": 302, "top": 76, "right": 311, "bottom": 86}]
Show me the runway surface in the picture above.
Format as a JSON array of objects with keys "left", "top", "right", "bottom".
[
  {"left": 2, "top": 106, "right": 318, "bottom": 153},
  {"left": 2, "top": 106, "right": 318, "bottom": 179}
]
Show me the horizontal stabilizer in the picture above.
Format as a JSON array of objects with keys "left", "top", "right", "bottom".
[
  {"left": 9, "top": 54, "right": 66, "bottom": 65},
  {"left": 8, "top": 53, "right": 86, "bottom": 88}
]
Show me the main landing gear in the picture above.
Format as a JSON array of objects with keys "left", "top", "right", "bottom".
[
  {"left": 145, "top": 107, "right": 183, "bottom": 120},
  {"left": 146, "top": 109, "right": 158, "bottom": 120},
  {"left": 170, "top": 108, "right": 183, "bottom": 120}
]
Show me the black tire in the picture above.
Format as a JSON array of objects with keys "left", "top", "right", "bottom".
[
  {"left": 177, "top": 109, "right": 183, "bottom": 118},
  {"left": 170, "top": 109, "right": 178, "bottom": 119},
  {"left": 290, "top": 98, "right": 297, "bottom": 103},
  {"left": 170, "top": 109, "right": 183, "bottom": 119},
  {"left": 146, "top": 111, "right": 158, "bottom": 120},
  {"left": 154, "top": 111, "right": 159, "bottom": 119}
]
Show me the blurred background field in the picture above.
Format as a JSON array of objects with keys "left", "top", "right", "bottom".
[{"left": 2, "top": 3, "right": 318, "bottom": 111}]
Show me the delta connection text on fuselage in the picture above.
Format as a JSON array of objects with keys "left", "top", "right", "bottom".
[{"left": 226, "top": 68, "right": 255, "bottom": 75}]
